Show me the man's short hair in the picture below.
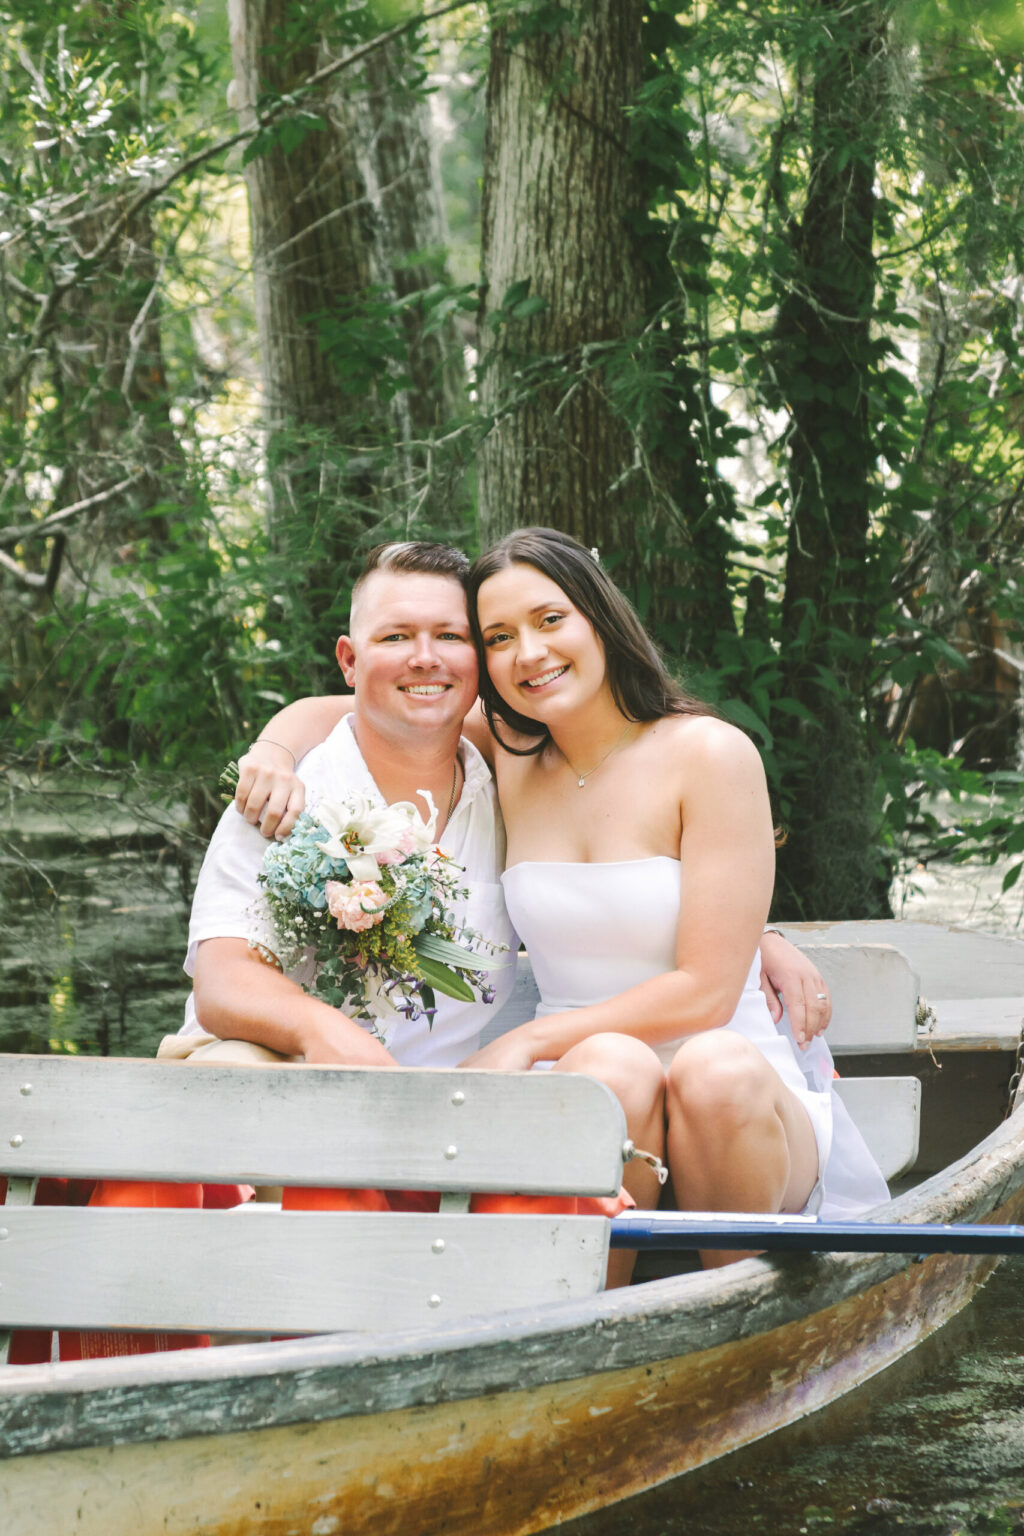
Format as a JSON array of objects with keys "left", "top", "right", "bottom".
[{"left": 349, "top": 542, "right": 470, "bottom": 621}]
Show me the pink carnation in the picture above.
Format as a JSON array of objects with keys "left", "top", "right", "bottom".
[{"left": 325, "top": 879, "right": 387, "bottom": 933}]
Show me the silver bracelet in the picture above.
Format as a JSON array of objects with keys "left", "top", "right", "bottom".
[{"left": 247, "top": 738, "right": 297, "bottom": 768}]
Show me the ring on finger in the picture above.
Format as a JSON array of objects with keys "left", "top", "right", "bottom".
[{"left": 815, "top": 992, "right": 828, "bottom": 1001}]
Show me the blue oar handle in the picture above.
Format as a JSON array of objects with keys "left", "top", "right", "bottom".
[{"left": 608, "top": 1213, "right": 1024, "bottom": 1255}]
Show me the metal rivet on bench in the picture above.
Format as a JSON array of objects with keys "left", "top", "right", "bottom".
[
  {"left": 451, "top": 1090, "right": 465, "bottom": 1106},
  {"left": 19, "top": 1084, "right": 31, "bottom": 1096},
  {"left": 428, "top": 1294, "right": 441, "bottom": 1308},
  {"left": 444, "top": 1145, "right": 458, "bottom": 1160},
  {"left": 432, "top": 1238, "right": 445, "bottom": 1254},
  {"left": 9, "top": 1135, "right": 22, "bottom": 1148}
]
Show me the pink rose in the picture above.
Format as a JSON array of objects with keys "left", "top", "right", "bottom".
[
  {"left": 325, "top": 879, "right": 387, "bottom": 933},
  {"left": 375, "top": 848, "right": 403, "bottom": 866}
]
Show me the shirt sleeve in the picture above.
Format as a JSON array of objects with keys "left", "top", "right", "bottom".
[{"left": 183, "top": 804, "right": 280, "bottom": 977}]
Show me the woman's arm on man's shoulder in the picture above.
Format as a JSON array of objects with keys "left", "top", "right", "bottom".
[{"left": 235, "top": 695, "right": 353, "bottom": 838}]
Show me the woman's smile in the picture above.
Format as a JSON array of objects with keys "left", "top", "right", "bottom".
[{"left": 521, "top": 664, "right": 569, "bottom": 690}]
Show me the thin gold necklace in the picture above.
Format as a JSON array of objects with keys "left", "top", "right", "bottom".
[{"left": 560, "top": 723, "right": 635, "bottom": 788}]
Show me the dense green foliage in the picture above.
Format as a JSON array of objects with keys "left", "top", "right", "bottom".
[{"left": 2, "top": 0, "right": 1023, "bottom": 912}]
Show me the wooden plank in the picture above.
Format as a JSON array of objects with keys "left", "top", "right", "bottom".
[
  {"left": 797, "top": 945, "right": 919, "bottom": 1053},
  {"left": 0, "top": 1209, "right": 609, "bottom": 1334},
  {"left": 920, "top": 996, "right": 1024, "bottom": 1051},
  {"left": 833, "top": 1075, "right": 920, "bottom": 1178},
  {"left": 0, "top": 1058, "right": 626, "bottom": 1196},
  {"left": 779, "top": 919, "right": 1024, "bottom": 1000}
]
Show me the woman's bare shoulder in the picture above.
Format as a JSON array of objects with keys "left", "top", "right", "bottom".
[{"left": 651, "top": 713, "right": 765, "bottom": 777}]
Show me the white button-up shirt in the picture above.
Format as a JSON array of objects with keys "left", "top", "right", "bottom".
[{"left": 181, "top": 716, "right": 518, "bottom": 1065}]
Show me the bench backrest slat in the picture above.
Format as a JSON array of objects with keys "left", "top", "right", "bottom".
[
  {"left": 0, "top": 1058, "right": 626, "bottom": 1196},
  {"left": 0, "top": 1209, "right": 609, "bottom": 1333},
  {"left": 779, "top": 920, "right": 1024, "bottom": 1002},
  {"left": 833, "top": 1077, "right": 920, "bottom": 1180}
]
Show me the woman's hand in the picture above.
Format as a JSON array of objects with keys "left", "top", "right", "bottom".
[
  {"left": 234, "top": 741, "right": 306, "bottom": 840},
  {"left": 459, "top": 1024, "right": 543, "bottom": 1072},
  {"left": 759, "top": 931, "right": 831, "bottom": 1049}
]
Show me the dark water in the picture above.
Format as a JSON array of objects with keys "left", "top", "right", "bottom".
[
  {"left": 3, "top": 775, "right": 1024, "bottom": 1535},
  {"left": 565, "top": 1255, "right": 1024, "bottom": 1536},
  {"left": 0, "top": 776, "right": 197, "bottom": 1057}
]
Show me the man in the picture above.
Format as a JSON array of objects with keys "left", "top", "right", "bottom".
[{"left": 180, "top": 540, "right": 518, "bottom": 1067}]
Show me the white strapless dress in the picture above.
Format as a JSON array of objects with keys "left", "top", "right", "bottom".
[{"left": 501, "top": 857, "right": 889, "bottom": 1219}]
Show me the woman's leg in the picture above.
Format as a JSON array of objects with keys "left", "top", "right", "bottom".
[
  {"left": 665, "top": 1030, "right": 819, "bottom": 1269},
  {"left": 553, "top": 1034, "right": 666, "bottom": 1287}
]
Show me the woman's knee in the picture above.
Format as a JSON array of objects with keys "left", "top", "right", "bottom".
[
  {"left": 666, "top": 1033, "right": 772, "bottom": 1132},
  {"left": 558, "top": 1034, "right": 665, "bottom": 1120}
]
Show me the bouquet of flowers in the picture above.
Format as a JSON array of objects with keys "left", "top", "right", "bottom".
[{"left": 254, "top": 788, "right": 504, "bottom": 1046}]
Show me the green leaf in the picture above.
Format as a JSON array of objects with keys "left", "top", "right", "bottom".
[
  {"left": 1002, "top": 862, "right": 1023, "bottom": 894},
  {"left": 511, "top": 295, "right": 547, "bottom": 320},
  {"left": 718, "top": 698, "right": 773, "bottom": 748},
  {"left": 500, "top": 279, "right": 532, "bottom": 310},
  {"left": 414, "top": 954, "right": 475, "bottom": 1002},
  {"left": 414, "top": 932, "right": 480, "bottom": 971}
]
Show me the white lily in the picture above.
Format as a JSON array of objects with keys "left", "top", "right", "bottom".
[{"left": 313, "top": 790, "right": 439, "bottom": 882}]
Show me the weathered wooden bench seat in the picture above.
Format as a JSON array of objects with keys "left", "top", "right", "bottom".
[
  {"left": 0, "top": 938, "right": 929, "bottom": 1357},
  {"left": 0, "top": 1056, "right": 627, "bottom": 1357}
]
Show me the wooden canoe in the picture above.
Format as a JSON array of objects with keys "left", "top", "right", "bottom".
[{"left": 1, "top": 919, "right": 1022, "bottom": 1536}]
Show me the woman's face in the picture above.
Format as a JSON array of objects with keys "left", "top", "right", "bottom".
[{"left": 475, "top": 563, "right": 610, "bottom": 722}]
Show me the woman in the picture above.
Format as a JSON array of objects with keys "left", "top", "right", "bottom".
[{"left": 241, "top": 531, "right": 887, "bottom": 1261}]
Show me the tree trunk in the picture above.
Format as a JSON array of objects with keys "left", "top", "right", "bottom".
[
  {"left": 229, "top": 3, "right": 462, "bottom": 672},
  {"left": 774, "top": 0, "right": 893, "bottom": 919},
  {"left": 229, "top": 0, "right": 385, "bottom": 673},
  {"left": 476, "top": 0, "right": 732, "bottom": 648},
  {"left": 348, "top": 40, "right": 466, "bottom": 522}
]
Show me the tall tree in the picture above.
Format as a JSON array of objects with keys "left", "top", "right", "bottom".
[
  {"left": 229, "top": 0, "right": 467, "bottom": 677},
  {"left": 228, "top": 0, "right": 383, "bottom": 677},
  {"left": 0, "top": 6, "right": 217, "bottom": 750},
  {"left": 769, "top": 0, "right": 895, "bottom": 917},
  {"left": 475, "top": 0, "right": 735, "bottom": 646}
]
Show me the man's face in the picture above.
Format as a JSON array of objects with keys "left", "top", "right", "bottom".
[{"left": 337, "top": 571, "right": 478, "bottom": 742}]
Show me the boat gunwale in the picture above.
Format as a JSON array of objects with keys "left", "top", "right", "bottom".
[{"left": 2, "top": 1098, "right": 1023, "bottom": 1462}]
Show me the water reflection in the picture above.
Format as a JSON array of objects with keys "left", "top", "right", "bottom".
[
  {"left": 0, "top": 776, "right": 200, "bottom": 1056},
  {"left": 562, "top": 1256, "right": 1024, "bottom": 1536}
]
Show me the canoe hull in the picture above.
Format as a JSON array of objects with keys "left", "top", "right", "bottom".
[{"left": 2, "top": 1156, "right": 1022, "bottom": 1536}]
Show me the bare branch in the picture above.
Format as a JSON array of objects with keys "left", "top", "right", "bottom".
[
  {"left": 0, "top": 473, "right": 146, "bottom": 548},
  {"left": 0, "top": 546, "right": 47, "bottom": 587}
]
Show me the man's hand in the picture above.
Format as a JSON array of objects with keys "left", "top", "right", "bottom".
[
  {"left": 297, "top": 1014, "right": 397, "bottom": 1068},
  {"left": 234, "top": 744, "right": 306, "bottom": 840},
  {"left": 193, "top": 938, "right": 396, "bottom": 1066},
  {"left": 759, "top": 931, "right": 831, "bottom": 1050}
]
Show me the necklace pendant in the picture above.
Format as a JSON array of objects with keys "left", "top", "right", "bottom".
[{"left": 577, "top": 775, "right": 585, "bottom": 788}]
